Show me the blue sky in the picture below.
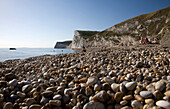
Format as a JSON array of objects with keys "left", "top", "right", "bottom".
[{"left": 0, "top": 0, "right": 169, "bottom": 48}]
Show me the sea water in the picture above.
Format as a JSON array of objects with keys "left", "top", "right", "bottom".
[{"left": 0, "top": 48, "right": 76, "bottom": 62}]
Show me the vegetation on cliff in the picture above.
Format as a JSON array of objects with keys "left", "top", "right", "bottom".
[
  {"left": 70, "top": 7, "right": 170, "bottom": 48},
  {"left": 77, "top": 30, "right": 100, "bottom": 39}
]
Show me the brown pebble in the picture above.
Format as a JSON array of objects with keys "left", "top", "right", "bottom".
[
  {"left": 153, "top": 90, "right": 163, "bottom": 100},
  {"left": 123, "top": 95, "right": 133, "bottom": 101},
  {"left": 145, "top": 99, "right": 154, "bottom": 104},
  {"left": 135, "top": 95, "right": 144, "bottom": 102},
  {"left": 79, "top": 77, "right": 88, "bottom": 83},
  {"left": 114, "top": 92, "right": 124, "bottom": 103}
]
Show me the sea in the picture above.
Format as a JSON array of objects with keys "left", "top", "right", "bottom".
[{"left": 0, "top": 48, "right": 76, "bottom": 62}]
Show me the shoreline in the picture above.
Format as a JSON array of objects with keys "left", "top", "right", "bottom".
[
  {"left": 0, "top": 45, "right": 170, "bottom": 108},
  {"left": 0, "top": 48, "right": 76, "bottom": 62}
]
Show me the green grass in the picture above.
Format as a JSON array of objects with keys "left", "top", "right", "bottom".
[
  {"left": 76, "top": 7, "right": 170, "bottom": 44},
  {"left": 63, "top": 40, "right": 72, "bottom": 43},
  {"left": 95, "top": 7, "right": 170, "bottom": 42},
  {"left": 77, "top": 30, "right": 100, "bottom": 39}
]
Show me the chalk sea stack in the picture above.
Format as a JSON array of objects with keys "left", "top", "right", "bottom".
[{"left": 54, "top": 41, "right": 72, "bottom": 48}]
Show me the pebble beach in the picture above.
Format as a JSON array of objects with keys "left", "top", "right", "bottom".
[{"left": 0, "top": 45, "right": 170, "bottom": 109}]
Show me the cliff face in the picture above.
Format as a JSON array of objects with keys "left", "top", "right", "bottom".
[
  {"left": 70, "top": 7, "right": 170, "bottom": 48},
  {"left": 69, "top": 30, "right": 99, "bottom": 48},
  {"left": 69, "top": 31, "right": 85, "bottom": 48},
  {"left": 54, "top": 41, "right": 72, "bottom": 48}
]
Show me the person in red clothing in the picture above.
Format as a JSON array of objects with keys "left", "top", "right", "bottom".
[{"left": 144, "top": 38, "right": 148, "bottom": 43}]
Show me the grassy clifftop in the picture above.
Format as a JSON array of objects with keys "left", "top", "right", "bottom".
[
  {"left": 71, "top": 7, "right": 170, "bottom": 48},
  {"left": 77, "top": 30, "right": 100, "bottom": 39},
  {"left": 91, "top": 7, "right": 170, "bottom": 45}
]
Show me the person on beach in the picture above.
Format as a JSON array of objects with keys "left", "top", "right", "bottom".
[
  {"left": 152, "top": 38, "right": 159, "bottom": 44},
  {"left": 144, "top": 38, "right": 149, "bottom": 44},
  {"left": 82, "top": 46, "right": 86, "bottom": 52},
  {"left": 139, "top": 35, "right": 144, "bottom": 44}
]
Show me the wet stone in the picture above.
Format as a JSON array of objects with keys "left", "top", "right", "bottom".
[
  {"left": 121, "top": 106, "right": 131, "bottom": 109},
  {"left": 5, "top": 73, "right": 17, "bottom": 81},
  {"left": 22, "top": 84, "right": 32, "bottom": 93},
  {"left": 114, "top": 104, "right": 121, "bottom": 109},
  {"left": 123, "top": 95, "right": 133, "bottom": 101},
  {"left": 29, "top": 104, "right": 41, "bottom": 109},
  {"left": 153, "top": 90, "right": 163, "bottom": 100},
  {"left": 102, "top": 83, "right": 110, "bottom": 91},
  {"left": 155, "top": 80, "right": 166, "bottom": 91},
  {"left": 131, "top": 100, "right": 143, "bottom": 109},
  {"left": 145, "top": 99, "right": 154, "bottom": 104},
  {"left": 146, "top": 84, "right": 155, "bottom": 93},
  {"left": 156, "top": 100, "right": 170, "bottom": 109},
  {"left": 8, "top": 79, "right": 18, "bottom": 87},
  {"left": 0, "top": 94, "right": 4, "bottom": 102},
  {"left": 17, "top": 91, "right": 26, "bottom": 98},
  {"left": 86, "top": 77, "right": 98, "bottom": 86},
  {"left": 3, "top": 102, "right": 13, "bottom": 109},
  {"left": 26, "top": 98, "right": 36, "bottom": 106},
  {"left": 120, "top": 100, "right": 128, "bottom": 106},
  {"left": 120, "top": 83, "right": 127, "bottom": 94},
  {"left": 0, "top": 81, "right": 7, "bottom": 87},
  {"left": 53, "top": 94, "right": 62, "bottom": 100},
  {"left": 83, "top": 101, "right": 105, "bottom": 109},
  {"left": 104, "top": 77, "right": 115, "bottom": 84},
  {"left": 79, "top": 77, "right": 88, "bottom": 83},
  {"left": 135, "top": 95, "right": 144, "bottom": 102},
  {"left": 164, "top": 90, "right": 170, "bottom": 96},
  {"left": 166, "top": 83, "right": 170, "bottom": 91},
  {"left": 111, "top": 83, "right": 120, "bottom": 92},
  {"left": 85, "top": 87, "right": 93, "bottom": 96},
  {"left": 163, "top": 96, "right": 170, "bottom": 102},
  {"left": 136, "top": 61, "right": 143, "bottom": 68},
  {"left": 41, "top": 91, "right": 53, "bottom": 97},
  {"left": 40, "top": 96, "right": 50, "bottom": 105},
  {"left": 94, "top": 84, "right": 101, "bottom": 91},
  {"left": 114, "top": 92, "right": 124, "bottom": 103},
  {"left": 49, "top": 100, "right": 61, "bottom": 106},
  {"left": 92, "top": 90, "right": 109, "bottom": 102},
  {"left": 140, "top": 91, "right": 153, "bottom": 98},
  {"left": 125, "top": 82, "right": 137, "bottom": 91},
  {"left": 46, "top": 87, "right": 56, "bottom": 92},
  {"left": 64, "top": 88, "right": 72, "bottom": 95}
]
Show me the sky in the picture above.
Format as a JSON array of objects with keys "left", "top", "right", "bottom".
[{"left": 0, "top": 0, "right": 169, "bottom": 48}]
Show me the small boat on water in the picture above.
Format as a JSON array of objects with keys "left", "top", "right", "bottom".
[{"left": 9, "top": 48, "right": 16, "bottom": 50}]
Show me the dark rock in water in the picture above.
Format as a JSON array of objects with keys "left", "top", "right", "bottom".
[
  {"left": 9, "top": 48, "right": 16, "bottom": 50},
  {"left": 54, "top": 41, "right": 72, "bottom": 48}
]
